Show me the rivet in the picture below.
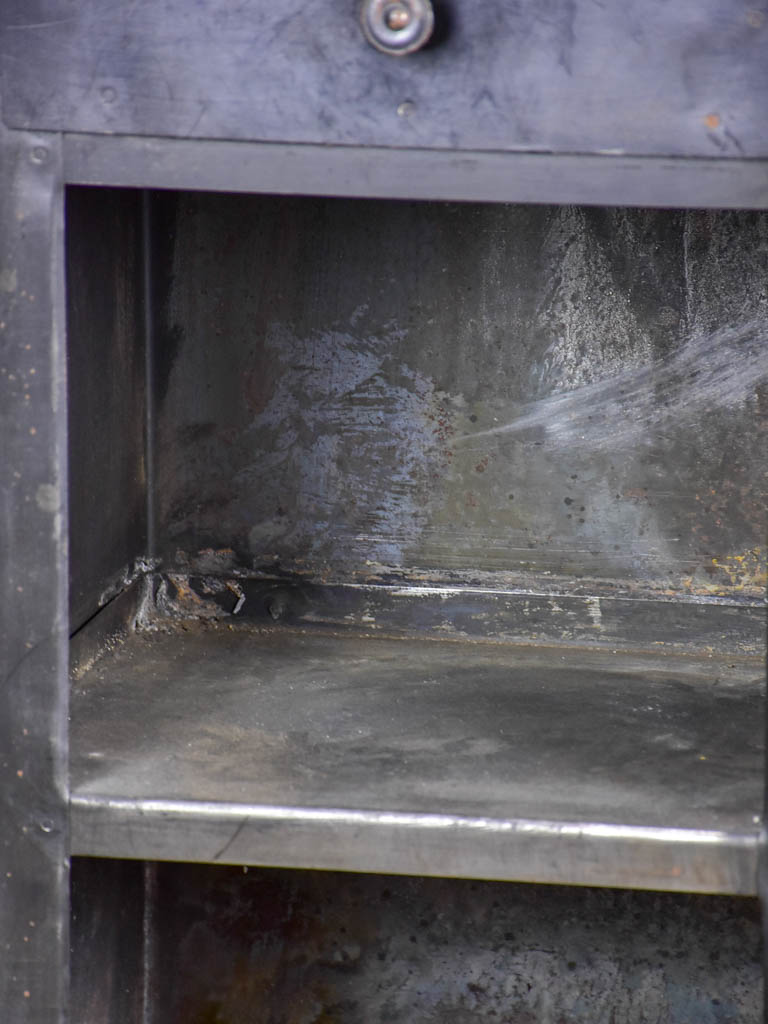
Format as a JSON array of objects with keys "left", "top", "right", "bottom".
[
  {"left": 29, "top": 147, "right": 49, "bottom": 166},
  {"left": 397, "top": 100, "right": 416, "bottom": 118},
  {"left": 99, "top": 85, "right": 117, "bottom": 104}
]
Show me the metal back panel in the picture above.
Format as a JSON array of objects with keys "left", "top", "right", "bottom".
[
  {"left": 152, "top": 192, "right": 768, "bottom": 603},
  {"left": 145, "top": 863, "right": 762, "bottom": 1023}
]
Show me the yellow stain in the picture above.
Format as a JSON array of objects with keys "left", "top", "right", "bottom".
[{"left": 710, "top": 547, "right": 766, "bottom": 591}]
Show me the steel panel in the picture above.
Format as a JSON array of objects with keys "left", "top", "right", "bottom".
[
  {"left": 63, "top": 135, "right": 768, "bottom": 210},
  {"left": 140, "top": 863, "right": 765, "bottom": 1023},
  {"left": 0, "top": 128, "right": 68, "bottom": 1022},
  {"left": 70, "top": 858, "right": 147, "bottom": 1024},
  {"left": 66, "top": 187, "right": 148, "bottom": 631},
  {"left": 146, "top": 193, "right": 768, "bottom": 601},
  {"left": 70, "top": 621, "right": 762, "bottom": 895},
  {"left": 2, "top": 1, "right": 768, "bottom": 158}
]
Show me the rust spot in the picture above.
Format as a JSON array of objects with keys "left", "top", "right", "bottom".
[
  {"left": 475, "top": 455, "right": 489, "bottom": 473},
  {"left": 703, "top": 113, "right": 721, "bottom": 130}
]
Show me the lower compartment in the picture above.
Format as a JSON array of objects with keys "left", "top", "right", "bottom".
[{"left": 70, "top": 858, "right": 763, "bottom": 1024}]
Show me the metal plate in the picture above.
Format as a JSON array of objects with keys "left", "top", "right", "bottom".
[
  {"left": 70, "top": 858, "right": 147, "bottom": 1024},
  {"left": 63, "top": 135, "right": 768, "bottom": 210},
  {"left": 66, "top": 187, "right": 148, "bottom": 632},
  {"left": 0, "top": 128, "right": 69, "bottom": 1022},
  {"left": 147, "top": 193, "right": 768, "bottom": 602},
  {"left": 70, "top": 620, "right": 762, "bottom": 893},
  {"left": 155, "top": 574, "right": 767, "bottom": 657},
  {"left": 2, "top": 1, "right": 768, "bottom": 158},
  {"left": 142, "top": 863, "right": 764, "bottom": 1023}
]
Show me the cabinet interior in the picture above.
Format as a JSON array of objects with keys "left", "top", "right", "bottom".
[{"left": 64, "top": 183, "right": 767, "bottom": 1020}]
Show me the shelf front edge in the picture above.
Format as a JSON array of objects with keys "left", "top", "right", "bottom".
[{"left": 70, "top": 795, "right": 759, "bottom": 896}]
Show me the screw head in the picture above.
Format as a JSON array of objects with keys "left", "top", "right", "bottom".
[
  {"left": 361, "top": 0, "right": 434, "bottom": 55},
  {"left": 385, "top": 3, "right": 412, "bottom": 30}
]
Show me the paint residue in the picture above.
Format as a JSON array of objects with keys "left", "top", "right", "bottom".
[{"left": 459, "top": 320, "right": 768, "bottom": 452}]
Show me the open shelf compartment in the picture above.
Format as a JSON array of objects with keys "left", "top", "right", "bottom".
[{"left": 66, "top": 187, "right": 767, "bottom": 896}]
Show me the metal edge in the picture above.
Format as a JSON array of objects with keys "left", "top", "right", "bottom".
[
  {"left": 69, "top": 575, "right": 149, "bottom": 681},
  {"left": 70, "top": 795, "right": 759, "bottom": 896},
  {"left": 0, "top": 128, "right": 69, "bottom": 1022},
  {"left": 62, "top": 134, "right": 768, "bottom": 210},
  {"left": 163, "top": 574, "right": 767, "bottom": 659}
]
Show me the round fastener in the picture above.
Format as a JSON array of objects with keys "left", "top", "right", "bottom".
[
  {"left": 361, "top": 0, "right": 434, "bottom": 55},
  {"left": 385, "top": 3, "right": 412, "bottom": 30},
  {"left": 29, "top": 146, "right": 49, "bottom": 166}
]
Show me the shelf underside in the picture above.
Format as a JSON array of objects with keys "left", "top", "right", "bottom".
[{"left": 70, "top": 621, "right": 763, "bottom": 894}]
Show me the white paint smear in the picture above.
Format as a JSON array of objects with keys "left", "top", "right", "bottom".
[{"left": 458, "top": 320, "right": 768, "bottom": 452}]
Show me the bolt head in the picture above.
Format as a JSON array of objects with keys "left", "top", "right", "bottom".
[
  {"left": 361, "top": 0, "right": 433, "bottom": 55},
  {"left": 385, "top": 4, "right": 412, "bottom": 30}
]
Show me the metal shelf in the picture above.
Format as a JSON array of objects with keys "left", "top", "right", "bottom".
[{"left": 70, "top": 620, "right": 762, "bottom": 894}]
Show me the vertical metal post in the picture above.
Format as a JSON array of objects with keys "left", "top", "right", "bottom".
[
  {"left": 763, "top": 609, "right": 768, "bottom": 1023},
  {"left": 0, "top": 128, "right": 69, "bottom": 1021},
  {"left": 762, "top": 583, "right": 768, "bottom": 1023}
]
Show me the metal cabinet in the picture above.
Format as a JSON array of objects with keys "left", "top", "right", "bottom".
[{"left": 1, "top": 3, "right": 766, "bottom": 1021}]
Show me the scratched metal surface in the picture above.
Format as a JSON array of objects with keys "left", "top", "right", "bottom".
[
  {"left": 68, "top": 619, "right": 762, "bottom": 893},
  {"left": 2, "top": 1, "right": 768, "bottom": 159},
  {"left": 151, "top": 193, "right": 768, "bottom": 602},
  {"left": 127, "top": 862, "right": 762, "bottom": 1024},
  {"left": 70, "top": 623, "right": 762, "bottom": 830}
]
